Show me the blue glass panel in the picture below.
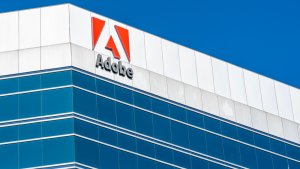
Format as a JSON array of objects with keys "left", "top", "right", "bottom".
[
  {"left": 188, "top": 127, "right": 207, "bottom": 154},
  {"left": 0, "top": 126, "right": 18, "bottom": 143},
  {"left": 186, "top": 110, "right": 204, "bottom": 128},
  {"left": 239, "top": 143, "right": 257, "bottom": 169},
  {"left": 115, "top": 85, "right": 133, "bottom": 104},
  {"left": 237, "top": 127, "right": 254, "bottom": 145},
  {"left": 286, "top": 144, "right": 300, "bottom": 161},
  {"left": 19, "top": 75, "right": 40, "bottom": 92},
  {"left": 270, "top": 138, "right": 286, "bottom": 156},
  {"left": 191, "top": 157, "right": 208, "bottom": 169},
  {"left": 0, "top": 78, "right": 18, "bottom": 95},
  {"left": 118, "top": 133, "right": 136, "bottom": 152},
  {"left": 133, "top": 92, "right": 151, "bottom": 110},
  {"left": 169, "top": 104, "right": 187, "bottom": 122},
  {"left": 42, "top": 88, "right": 73, "bottom": 115},
  {"left": 96, "top": 79, "right": 115, "bottom": 98},
  {"left": 19, "top": 92, "right": 41, "bottom": 118},
  {"left": 135, "top": 108, "right": 153, "bottom": 136},
  {"left": 272, "top": 154, "right": 288, "bottom": 169},
  {"left": 221, "top": 122, "right": 238, "bottom": 140},
  {"left": 155, "top": 145, "right": 173, "bottom": 164},
  {"left": 256, "top": 149, "right": 273, "bottom": 169},
  {"left": 209, "top": 162, "right": 226, "bottom": 169},
  {"left": 19, "top": 123, "right": 41, "bottom": 140},
  {"left": 156, "top": 162, "right": 174, "bottom": 169},
  {"left": 97, "top": 96, "right": 116, "bottom": 124},
  {"left": 288, "top": 160, "right": 300, "bottom": 169},
  {"left": 74, "top": 119, "right": 98, "bottom": 140},
  {"left": 204, "top": 116, "right": 221, "bottom": 134},
  {"left": 173, "top": 151, "right": 191, "bottom": 169},
  {"left": 72, "top": 71, "right": 96, "bottom": 92},
  {"left": 41, "top": 71, "right": 72, "bottom": 88},
  {"left": 151, "top": 98, "right": 170, "bottom": 117},
  {"left": 171, "top": 121, "right": 190, "bottom": 148},
  {"left": 75, "top": 137, "right": 99, "bottom": 168},
  {"left": 98, "top": 126, "right": 117, "bottom": 146},
  {"left": 222, "top": 138, "right": 241, "bottom": 165},
  {"left": 99, "top": 144, "right": 119, "bottom": 169},
  {"left": 206, "top": 133, "right": 224, "bottom": 160},
  {"left": 137, "top": 139, "right": 155, "bottom": 158},
  {"left": 73, "top": 88, "right": 97, "bottom": 119},
  {"left": 138, "top": 156, "right": 156, "bottom": 169},
  {"left": 43, "top": 136, "right": 75, "bottom": 165},
  {"left": 153, "top": 115, "right": 172, "bottom": 142},
  {"left": 254, "top": 133, "right": 270, "bottom": 150},
  {"left": 119, "top": 150, "right": 138, "bottom": 169},
  {"left": 19, "top": 140, "right": 42, "bottom": 168},
  {"left": 42, "top": 118, "right": 73, "bottom": 137},
  {"left": 116, "top": 102, "right": 135, "bottom": 131},
  {"left": 0, "top": 143, "right": 18, "bottom": 169},
  {"left": 0, "top": 95, "right": 18, "bottom": 121}
]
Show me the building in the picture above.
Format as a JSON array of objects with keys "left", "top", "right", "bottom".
[{"left": 0, "top": 3, "right": 299, "bottom": 169}]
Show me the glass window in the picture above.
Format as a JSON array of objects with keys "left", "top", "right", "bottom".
[
  {"left": 156, "top": 162, "right": 174, "bottom": 169},
  {"left": 221, "top": 122, "right": 238, "bottom": 140},
  {"left": 222, "top": 138, "right": 241, "bottom": 165},
  {"left": 119, "top": 151, "right": 138, "bottom": 169},
  {"left": 133, "top": 92, "right": 151, "bottom": 110},
  {"left": 118, "top": 133, "right": 136, "bottom": 152},
  {"left": 19, "top": 75, "right": 41, "bottom": 92},
  {"left": 237, "top": 127, "right": 254, "bottom": 145},
  {"left": 19, "top": 123, "right": 41, "bottom": 140},
  {"left": 41, "top": 71, "right": 72, "bottom": 88},
  {"left": 286, "top": 144, "right": 300, "bottom": 161},
  {"left": 151, "top": 98, "right": 170, "bottom": 117},
  {"left": 74, "top": 119, "right": 98, "bottom": 140},
  {"left": 153, "top": 115, "right": 172, "bottom": 142},
  {"left": 0, "top": 125, "right": 18, "bottom": 143},
  {"left": 42, "top": 88, "right": 73, "bottom": 115},
  {"left": 0, "top": 78, "right": 18, "bottom": 95},
  {"left": 73, "top": 88, "right": 97, "bottom": 119},
  {"left": 155, "top": 144, "right": 173, "bottom": 164},
  {"left": 98, "top": 126, "right": 117, "bottom": 146},
  {"left": 115, "top": 85, "right": 133, "bottom": 104},
  {"left": 254, "top": 133, "right": 270, "bottom": 150},
  {"left": 270, "top": 138, "right": 286, "bottom": 156},
  {"left": 43, "top": 136, "right": 75, "bottom": 165},
  {"left": 169, "top": 104, "right": 187, "bottom": 122},
  {"left": 75, "top": 137, "right": 99, "bottom": 168},
  {"left": 135, "top": 109, "right": 153, "bottom": 136},
  {"left": 138, "top": 156, "right": 156, "bottom": 169},
  {"left": 97, "top": 96, "right": 116, "bottom": 124},
  {"left": 191, "top": 156, "right": 208, "bottom": 169},
  {"left": 288, "top": 159, "right": 300, "bottom": 169},
  {"left": 186, "top": 110, "right": 204, "bottom": 128},
  {"left": 173, "top": 151, "right": 191, "bottom": 169},
  {"left": 0, "top": 143, "right": 18, "bottom": 169},
  {"left": 209, "top": 162, "right": 226, "bottom": 169},
  {"left": 256, "top": 149, "right": 273, "bottom": 169},
  {"left": 72, "top": 71, "right": 96, "bottom": 92},
  {"left": 19, "top": 92, "right": 42, "bottom": 118},
  {"left": 204, "top": 116, "right": 221, "bottom": 134},
  {"left": 42, "top": 118, "right": 73, "bottom": 137},
  {"left": 188, "top": 127, "right": 207, "bottom": 154},
  {"left": 116, "top": 103, "right": 135, "bottom": 131},
  {"left": 137, "top": 139, "right": 155, "bottom": 158},
  {"left": 0, "top": 95, "right": 18, "bottom": 121},
  {"left": 99, "top": 144, "right": 119, "bottom": 169},
  {"left": 96, "top": 79, "right": 115, "bottom": 98},
  {"left": 272, "top": 154, "right": 288, "bottom": 169},
  {"left": 171, "top": 121, "right": 190, "bottom": 148},
  {"left": 239, "top": 143, "right": 257, "bottom": 169},
  {"left": 206, "top": 133, "right": 224, "bottom": 160},
  {"left": 19, "top": 140, "right": 42, "bottom": 168}
]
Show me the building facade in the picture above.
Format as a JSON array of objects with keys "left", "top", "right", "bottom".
[{"left": 0, "top": 4, "right": 300, "bottom": 169}]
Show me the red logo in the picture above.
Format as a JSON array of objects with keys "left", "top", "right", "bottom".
[{"left": 92, "top": 17, "right": 131, "bottom": 62}]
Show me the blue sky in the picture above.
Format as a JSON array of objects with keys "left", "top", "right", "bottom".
[{"left": 2, "top": 0, "right": 300, "bottom": 88}]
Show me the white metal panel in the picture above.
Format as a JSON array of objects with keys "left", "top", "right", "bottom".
[
  {"left": 128, "top": 26, "right": 147, "bottom": 69},
  {"left": 41, "top": 43, "right": 71, "bottom": 70},
  {"left": 227, "top": 64, "right": 247, "bottom": 105},
  {"left": 19, "top": 48, "right": 40, "bottom": 73},
  {"left": 195, "top": 52, "right": 214, "bottom": 93},
  {"left": 167, "top": 78, "right": 185, "bottom": 104},
  {"left": 218, "top": 96, "right": 236, "bottom": 122},
  {"left": 243, "top": 70, "right": 263, "bottom": 110},
  {"left": 69, "top": 5, "right": 92, "bottom": 50},
  {"left": 0, "top": 51, "right": 18, "bottom": 76},
  {"left": 290, "top": 87, "right": 300, "bottom": 123},
  {"left": 71, "top": 44, "right": 95, "bottom": 73},
  {"left": 144, "top": 33, "right": 164, "bottom": 75},
  {"left": 211, "top": 58, "right": 231, "bottom": 99},
  {"left": 94, "top": 53, "right": 114, "bottom": 81},
  {"left": 282, "top": 119, "right": 299, "bottom": 143},
  {"left": 19, "top": 8, "right": 40, "bottom": 49},
  {"left": 149, "top": 72, "right": 168, "bottom": 98},
  {"left": 267, "top": 113, "right": 284, "bottom": 138},
  {"left": 178, "top": 46, "right": 198, "bottom": 87},
  {"left": 0, "top": 12, "right": 18, "bottom": 52},
  {"left": 201, "top": 90, "right": 220, "bottom": 116},
  {"left": 161, "top": 40, "right": 181, "bottom": 81},
  {"left": 275, "top": 81, "right": 294, "bottom": 121},
  {"left": 184, "top": 84, "right": 202, "bottom": 110},
  {"left": 250, "top": 108, "right": 269, "bottom": 133},
  {"left": 131, "top": 65, "right": 150, "bottom": 92},
  {"left": 113, "top": 59, "right": 132, "bottom": 87},
  {"left": 259, "top": 75, "right": 279, "bottom": 115},
  {"left": 41, "top": 4, "right": 70, "bottom": 46},
  {"left": 234, "top": 101, "right": 252, "bottom": 127}
]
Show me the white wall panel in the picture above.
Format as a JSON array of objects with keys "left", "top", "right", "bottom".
[
  {"left": 19, "top": 8, "right": 40, "bottom": 49},
  {"left": 211, "top": 58, "right": 231, "bottom": 99},
  {"left": 149, "top": 72, "right": 168, "bottom": 98},
  {"left": 41, "top": 43, "right": 71, "bottom": 70},
  {"left": 243, "top": 70, "right": 263, "bottom": 110},
  {"left": 195, "top": 52, "right": 214, "bottom": 93},
  {"left": 275, "top": 81, "right": 294, "bottom": 121},
  {"left": 218, "top": 96, "right": 236, "bottom": 122},
  {"left": 290, "top": 87, "right": 300, "bottom": 123},
  {"left": 167, "top": 78, "right": 185, "bottom": 104},
  {"left": 250, "top": 108, "right": 269, "bottom": 133},
  {"left": 282, "top": 119, "right": 299, "bottom": 143},
  {"left": 113, "top": 59, "right": 132, "bottom": 87},
  {"left": 184, "top": 84, "right": 202, "bottom": 110},
  {"left": 178, "top": 46, "right": 198, "bottom": 87},
  {"left": 267, "top": 113, "right": 284, "bottom": 138},
  {"left": 0, "top": 51, "right": 18, "bottom": 76},
  {"left": 0, "top": 12, "right": 18, "bottom": 52},
  {"left": 71, "top": 44, "right": 95, "bottom": 73},
  {"left": 162, "top": 40, "right": 181, "bottom": 81},
  {"left": 69, "top": 5, "right": 92, "bottom": 50},
  {"left": 19, "top": 48, "right": 40, "bottom": 73},
  {"left": 259, "top": 76, "right": 278, "bottom": 115},
  {"left": 41, "top": 4, "right": 70, "bottom": 46},
  {"left": 131, "top": 65, "right": 150, "bottom": 92},
  {"left": 144, "top": 33, "right": 164, "bottom": 75},
  {"left": 234, "top": 101, "right": 252, "bottom": 127},
  {"left": 201, "top": 90, "right": 220, "bottom": 116},
  {"left": 128, "top": 26, "right": 147, "bottom": 69},
  {"left": 228, "top": 64, "right": 247, "bottom": 105},
  {"left": 94, "top": 53, "right": 114, "bottom": 81}
]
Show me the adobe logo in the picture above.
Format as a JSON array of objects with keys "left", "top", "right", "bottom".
[{"left": 91, "top": 17, "right": 131, "bottom": 62}]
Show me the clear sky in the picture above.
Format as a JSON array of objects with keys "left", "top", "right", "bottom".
[{"left": 2, "top": 0, "right": 300, "bottom": 88}]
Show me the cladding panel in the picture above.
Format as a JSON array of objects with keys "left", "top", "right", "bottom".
[
  {"left": 178, "top": 46, "right": 198, "bottom": 87},
  {"left": 243, "top": 70, "right": 263, "bottom": 110},
  {"left": 0, "top": 12, "right": 18, "bottom": 52},
  {"left": 195, "top": 52, "right": 214, "bottom": 93},
  {"left": 275, "top": 81, "right": 294, "bottom": 121},
  {"left": 128, "top": 26, "right": 147, "bottom": 69},
  {"left": 228, "top": 64, "right": 247, "bottom": 105},
  {"left": 19, "top": 48, "right": 41, "bottom": 73},
  {"left": 162, "top": 40, "right": 181, "bottom": 81},
  {"left": 211, "top": 58, "right": 231, "bottom": 99},
  {"left": 259, "top": 75, "right": 278, "bottom": 115}
]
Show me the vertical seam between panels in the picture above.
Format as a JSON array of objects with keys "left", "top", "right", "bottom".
[
  {"left": 225, "top": 63, "right": 232, "bottom": 100},
  {"left": 287, "top": 87, "right": 295, "bottom": 121},
  {"left": 209, "top": 56, "right": 216, "bottom": 93},
  {"left": 159, "top": 38, "right": 165, "bottom": 76},
  {"left": 143, "top": 32, "right": 147, "bottom": 70},
  {"left": 192, "top": 51, "right": 199, "bottom": 88},
  {"left": 40, "top": 8, "right": 42, "bottom": 71},
  {"left": 240, "top": 68, "right": 248, "bottom": 105}
]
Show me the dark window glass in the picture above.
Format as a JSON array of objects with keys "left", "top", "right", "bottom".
[
  {"left": 191, "top": 156, "right": 208, "bottom": 169},
  {"left": 19, "top": 140, "right": 42, "bottom": 168},
  {"left": 0, "top": 143, "right": 18, "bottom": 169},
  {"left": 173, "top": 151, "right": 191, "bottom": 169},
  {"left": 286, "top": 144, "right": 300, "bottom": 161},
  {"left": 169, "top": 104, "right": 187, "bottom": 122},
  {"left": 99, "top": 144, "right": 119, "bottom": 169},
  {"left": 74, "top": 119, "right": 98, "bottom": 140},
  {"left": 96, "top": 79, "right": 115, "bottom": 98},
  {"left": 188, "top": 127, "right": 207, "bottom": 154},
  {"left": 98, "top": 126, "right": 117, "bottom": 146},
  {"left": 19, "top": 92, "right": 41, "bottom": 118},
  {"left": 42, "top": 88, "right": 73, "bottom": 115},
  {"left": 73, "top": 88, "right": 97, "bottom": 119},
  {"left": 72, "top": 71, "right": 96, "bottom": 92},
  {"left": 19, "top": 75, "right": 40, "bottom": 92},
  {"left": 42, "top": 118, "right": 73, "bottom": 137},
  {"left": 209, "top": 162, "right": 226, "bottom": 169},
  {"left": 239, "top": 144, "right": 257, "bottom": 169},
  {"left": 156, "top": 162, "right": 174, "bottom": 169},
  {"left": 137, "top": 139, "right": 155, "bottom": 158},
  {"left": 222, "top": 138, "right": 241, "bottom": 165},
  {"left": 116, "top": 103, "right": 135, "bottom": 131},
  {"left": 221, "top": 122, "right": 238, "bottom": 140},
  {"left": 272, "top": 154, "right": 288, "bottom": 169},
  {"left": 256, "top": 149, "right": 273, "bottom": 169},
  {"left": 97, "top": 96, "right": 116, "bottom": 124},
  {"left": 155, "top": 144, "right": 173, "bottom": 164},
  {"left": 206, "top": 133, "right": 224, "bottom": 160},
  {"left": 133, "top": 92, "right": 151, "bottom": 110},
  {"left": 204, "top": 116, "right": 221, "bottom": 134},
  {"left": 0, "top": 126, "right": 18, "bottom": 143},
  {"left": 151, "top": 98, "right": 169, "bottom": 117},
  {"left": 0, "top": 95, "right": 18, "bottom": 121},
  {"left": 19, "top": 123, "right": 41, "bottom": 140},
  {"left": 0, "top": 78, "right": 18, "bottom": 95},
  {"left": 171, "top": 121, "right": 190, "bottom": 148},
  {"left": 115, "top": 85, "right": 133, "bottom": 104},
  {"left": 288, "top": 159, "right": 300, "bottom": 169},
  {"left": 186, "top": 110, "right": 204, "bottom": 128},
  {"left": 237, "top": 127, "right": 254, "bottom": 145},
  {"left": 270, "top": 138, "right": 286, "bottom": 156},
  {"left": 75, "top": 137, "right": 99, "bottom": 168},
  {"left": 138, "top": 156, "right": 156, "bottom": 169},
  {"left": 41, "top": 71, "right": 72, "bottom": 88},
  {"left": 153, "top": 115, "right": 172, "bottom": 142},
  {"left": 254, "top": 133, "right": 270, "bottom": 150},
  {"left": 135, "top": 109, "right": 153, "bottom": 136},
  {"left": 119, "top": 151, "right": 138, "bottom": 169},
  {"left": 118, "top": 133, "right": 136, "bottom": 152}
]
